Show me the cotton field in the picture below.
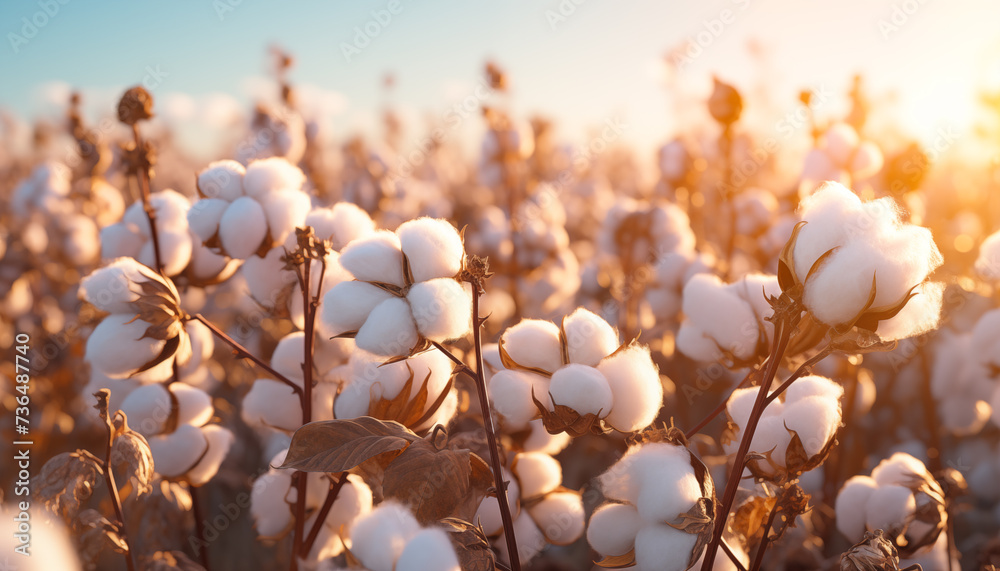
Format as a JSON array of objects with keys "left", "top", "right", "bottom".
[{"left": 4, "top": 3, "right": 1000, "bottom": 571}]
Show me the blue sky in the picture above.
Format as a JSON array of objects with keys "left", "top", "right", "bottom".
[{"left": 2, "top": 0, "right": 999, "bottom": 155}]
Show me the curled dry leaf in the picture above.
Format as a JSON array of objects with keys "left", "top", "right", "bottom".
[
  {"left": 840, "top": 529, "right": 908, "bottom": 571},
  {"left": 595, "top": 549, "right": 637, "bottom": 569},
  {"left": 531, "top": 387, "right": 609, "bottom": 437},
  {"left": 441, "top": 517, "right": 498, "bottom": 571},
  {"left": 35, "top": 450, "right": 105, "bottom": 520},
  {"left": 77, "top": 508, "right": 128, "bottom": 567},
  {"left": 111, "top": 412, "right": 155, "bottom": 498},
  {"left": 768, "top": 483, "right": 812, "bottom": 544},
  {"left": 733, "top": 494, "right": 777, "bottom": 545},
  {"left": 125, "top": 480, "right": 193, "bottom": 555}
]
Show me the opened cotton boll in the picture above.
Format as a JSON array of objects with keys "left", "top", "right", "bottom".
[
  {"left": 587, "top": 502, "right": 642, "bottom": 557},
  {"left": 513, "top": 452, "right": 562, "bottom": 499},
  {"left": 397, "top": 217, "right": 465, "bottom": 282},
  {"left": 488, "top": 369, "right": 550, "bottom": 430},
  {"left": 474, "top": 468, "right": 521, "bottom": 536},
  {"left": 241, "top": 378, "right": 302, "bottom": 431},
  {"left": 596, "top": 344, "right": 663, "bottom": 432},
  {"left": 500, "top": 318, "right": 564, "bottom": 374},
  {"left": 339, "top": 230, "right": 406, "bottom": 287},
  {"left": 348, "top": 501, "right": 422, "bottom": 571},
  {"left": 120, "top": 383, "right": 213, "bottom": 436}
]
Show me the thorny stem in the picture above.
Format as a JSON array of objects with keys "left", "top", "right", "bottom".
[
  {"left": 96, "top": 392, "right": 137, "bottom": 571},
  {"left": 189, "top": 313, "right": 302, "bottom": 398},
  {"left": 300, "top": 475, "right": 347, "bottom": 559},
  {"left": 749, "top": 495, "right": 782, "bottom": 571},
  {"left": 190, "top": 484, "right": 212, "bottom": 571},
  {"left": 701, "top": 312, "right": 793, "bottom": 571}
]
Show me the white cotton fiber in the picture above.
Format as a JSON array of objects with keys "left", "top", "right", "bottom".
[
  {"left": 219, "top": 196, "right": 268, "bottom": 259},
  {"left": 120, "top": 384, "right": 172, "bottom": 436},
  {"left": 62, "top": 214, "right": 100, "bottom": 265},
  {"left": 79, "top": 257, "right": 145, "bottom": 314},
  {"left": 835, "top": 475, "right": 878, "bottom": 540},
  {"left": 871, "top": 452, "right": 929, "bottom": 487},
  {"left": 86, "top": 314, "right": 166, "bottom": 378},
  {"left": 864, "top": 484, "right": 916, "bottom": 533},
  {"left": 562, "top": 308, "right": 618, "bottom": 366},
  {"left": 197, "top": 160, "right": 246, "bottom": 201},
  {"left": 681, "top": 274, "right": 760, "bottom": 361},
  {"left": 634, "top": 523, "right": 698, "bottom": 571},
  {"left": 474, "top": 468, "right": 521, "bottom": 536},
  {"left": 169, "top": 383, "right": 214, "bottom": 427},
  {"left": 676, "top": 324, "right": 722, "bottom": 362},
  {"left": 186, "top": 425, "right": 234, "bottom": 485},
  {"left": 271, "top": 331, "right": 306, "bottom": 384},
  {"left": 140, "top": 228, "right": 192, "bottom": 276},
  {"left": 321, "top": 281, "right": 395, "bottom": 335},
  {"left": 635, "top": 461, "right": 702, "bottom": 525},
  {"left": 501, "top": 319, "right": 564, "bottom": 374},
  {"left": 513, "top": 452, "right": 562, "bottom": 499},
  {"left": 259, "top": 188, "right": 311, "bottom": 245},
  {"left": 597, "top": 345, "right": 663, "bottom": 432},
  {"left": 823, "top": 123, "right": 860, "bottom": 166},
  {"left": 794, "top": 182, "right": 863, "bottom": 280},
  {"left": 976, "top": 229, "right": 1000, "bottom": 280},
  {"left": 349, "top": 502, "right": 421, "bottom": 571},
  {"left": 548, "top": 364, "right": 613, "bottom": 416},
  {"left": 243, "top": 157, "right": 305, "bottom": 198},
  {"left": 240, "top": 248, "right": 294, "bottom": 306},
  {"left": 325, "top": 474, "right": 373, "bottom": 531},
  {"left": 528, "top": 492, "right": 585, "bottom": 545},
  {"left": 587, "top": 502, "right": 642, "bottom": 557},
  {"left": 187, "top": 198, "right": 230, "bottom": 242},
  {"left": 395, "top": 528, "right": 461, "bottom": 571},
  {"left": 747, "top": 415, "right": 790, "bottom": 469},
  {"left": 397, "top": 217, "right": 465, "bottom": 282},
  {"left": 783, "top": 395, "right": 841, "bottom": 457},
  {"left": 877, "top": 281, "right": 944, "bottom": 341},
  {"left": 100, "top": 222, "right": 142, "bottom": 260},
  {"left": 406, "top": 279, "right": 472, "bottom": 341},
  {"left": 251, "top": 469, "right": 293, "bottom": 537},
  {"left": 522, "top": 419, "right": 571, "bottom": 456},
  {"left": 340, "top": 230, "right": 406, "bottom": 287},
  {"left": 242, "top": 379, "right": 303, "bottom": 431},
  {"left": 785, "top": 375, "right": 844, "bottom": 404},
  {"left": 355, "top": 297, "right": 419, "bottom": 356},
  {"left": 489, "top": 370, "right": 548, "bottom": 429},
  {"left": 496, "top": 511, "right": 546, "bottom": 565},
  {"left": 850, "top": 141, "right": 883, "bottom": 179},
  {"left": 308, "top": 202, "right": 376, "bottom": 250},
  {"left": 147, "top": 423, "right": 207, "bottom": 478}
]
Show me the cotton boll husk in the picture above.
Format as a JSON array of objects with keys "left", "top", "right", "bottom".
[
  {"left": 99, "top": 222, "right": 143, "bottom": 260},
  {"left": 395, "top": 528, "right": 461, "bottom": 571},
  {"left": 339, "top": 349, "right": 453, "bottom": 419},
  {"left": 489, "top": 370, "right": 549, "bottom": 429},
  {"left": 406, "top": 279, "right": 472, "bottom": 341},
  {"left": 587, "top": 502, "right": 642, "bottom": 557},
  {"left": 635, "top": 461, "right": 702, "bottom": 525},
  {"left": 307, "top": 202, "right": 376, "bottom": 250},
  {"left": 243, "top": 157, "right": 305, "bottom": 198},
  {"left": 348, "top": 501, "right": 422, "bottom": 571},
  {"left": 86, "top": 314, "right": 166, "bottom": 377},
  {"left": 528, "top": 491, "right": 585, "bottom": 545},
  {"left": 219, "top": 196, "right": 268, "bottom": 259},
  {"left": 676, "top": 324, "right": 722, "bottom": 362},
  {"left": 794, "top": 182, "right": 864, "bottom": 280},
  {"left": 475, "top": 468, "right": 520, "bottom": 536},
  {"left": 521, "top": 419, "right": 571, "bottom": 455},
  {"left": 397, "top": 217, "right": 465, "bottom": 282},
  {"left": 242, "top": 379, "right": 303, "bottom": 430},
  {"left": 634, "top": 523, "right": 699, "bottom": 571},
  {"left": 548, "top": 364, "right": 613, "bottom": 416},
  {"left": 785, "top": 375, "right": 844, "bottom": 404},
  {"left": 496, "top": 511, "right": 546, "bottom": 565},
  {"left": 139, "top": 228, "right": 192, "bottom": 276},
  {"left": 355, "top": 297, "right": 419, "bottom": 356},
  {"left": 79, "top": 257, "right": 146, "bottom": 314},
  {"left": 871, "top": 452, "right": 930, "bottom": 486},
  {"left": 259, "top": 188, "right": 311, "bottom": 245},
  {"left": 501, "top": 319, "right": 564, "bottom": 374},
  {"left": 864, "top": 484, "right": 916, "bottom": 533},
  {"left": 562, "top": 307, "right": 619, "bottom": 366},
  {"left": 321, "top": 280, "right": 395, "bottom": 335},
  {"left": 513, "top": 452, "right": 562, "bottom": 499},
  {"left": 681, "top": 274, "right": 759, "bottom": 361},
  {"left": 850, "top": 141, "right": 884, "bottom": 179},
  {"left": 339, "top": 230, "right": 406, "bottom": 287},
  {"left": 187, "top": 425, "right": 234, "bottom": 485},
  {"left": 783, "top": 395, "right": 841, "bottom": 457},
  {"left": 187, "top": 198, "right": 230, "bottom": 242},
  {"left": 197, "top": 159, "right": 246, "bottom": 201},
  {"left": 597, "top": 345, "right": 663, "bottom": 432},
  {"left": 975, "top": 230, "right": 1000, "bottom": 280},
  {"left": 147, "top": 423, "right": 209, "bottom": 478},
  {"left": 824, "top": 123, "right": 860, "bottom": 166}
]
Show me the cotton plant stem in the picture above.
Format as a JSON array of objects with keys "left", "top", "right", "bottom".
[
  {"left": 701, "top": 315, "right": 792, "bottom": 571},
  {"left": 721, "top": 540, "right": 748, "bottom": 571},
  {"left": 749, "top": 496, "right": 781, "bottom": 571},
  {"left": 190, "top": 484, "right": 212, "bottom": 571},
  {"left": 300, "top": 475, "right": 347, "bottom": 559},
  {"left": 130, "top": 124, "right": 165, "bottom": 276},
  {"left": 98, "top": 404, "right": 136, "bottom": 571},
  {"left": 763, "top": 345, "right": 834, "bottom": 407},
  {"left": 290, "top": 472, "right": 306, "bottom": 571},
  {"left": 918, "top": 351, "right": 943, "bottom": 474},
  {"left": 684, "top": 367, "right": 756, "bottom": 439},
  {"left": 189, "top": 313, "right": 302, "bottom": 398}
]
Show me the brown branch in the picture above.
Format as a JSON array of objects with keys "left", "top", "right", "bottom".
[
  {"left": 190, "top": 484, "right": 211, "bottom": 571},
  {"left": 96, "top": 391, "right": 136, "bottom": 571},
  {"left": 300, "top": 475, "right": 347, "bottom": 559}
]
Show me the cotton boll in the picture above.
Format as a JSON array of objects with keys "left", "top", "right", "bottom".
[
  {"left": 871, "top": 453, "right": 930, "bottom": 487},
  {"left": 489, "top": 370, "right": 549, "bottom": 429},
  {"left": 349, "top": 502, "right": 421, "bottom": 571},
  {"left": 394, "top": 527, "right": 461, "bottom": 571},
  {"left": 785, "top": 375, "right": 844, "bottom": 404},
  {"left": 824, "top": 123, "right": 860, "bottom": 166},
  {"left": 397, "top": 217, "right": 465, "bottom": 282},
  {"left": 259, "top": 189, "right": 311, "bottom": 245},
  {"left": 562, "top": 308, "right": 618, "bottom": 366},
  {"left": 147, "top": 424, "right": 208, "bottom": 478},
  {"left": 634, "top": 524, "right": 698, "bottom": 571},
  {"left": 241, "top": 247, "right": 295, "bottom": 307},
  {"left": 340, "top": 230, "right": 406, "bottom": 287},
  {"left": 139, "top": 228, "right": 192, "bottom": 276},
  {"left": 794, "top": 182, "right": 864, "bottom": 280},
  {"left": 187, "top": 425, "right": 234, "bottom": 485},
  {"left": 120, "top": 384, "right": 173, "bottom": 436},
  {"left": 496, "top": 511, "right": 546, "bottom": 565},
  {"left": 475, "top": 469, "right": 520, "bottom": 536},
  {"left": 320, "top": 280, "right": 395, "bottom": 335},
  {"left": 271, "top": 331, "right": 306, "bottom": 384},
  {"left": 308, "top": 202, "right": 376, "bottom": 250},
  {"left": 513, "top": 452, "right": 562, "bottom": 499},
  {"left": 783, "top": 395, "right": 841, "bottom": 457},
  {"left": 169, "top": 383, "right": 214, "bottom": 427},
  {"left": 355, "top": 297, "right": 419, "bottom": 356},
  {"left": 597, "top": 345, "right": 663, "bottom": 432},
  {"left": 587, "top": 502, "right": 642, "bottom": 557},
  {"left": 850, "top": 141, "right": 883, "bottom": 179},
  {"left": 745, "top": 416, "right": 790, "bottom": 469},
  {"left": 635, "top": 462, "right": 702, "bottom": 525},
  {"left": 219, "top": 196, "right": 268, "bottom": 259},
  {"left": 188, "top": 241, "right": 237, "bottom": 282},
  {"left": 548, "top": 364, "right": 613, "bottom": 416},
  {"left": 676, "top": 324, "right": 722, "bottom": 362},
  {"left": 243, "top": 157, "right": 305, "bottom": 198},
  {"left": 521, "top": 419, "right": 571, "bottom": 455},
  {"left": 501, "top": 319, "right": 564, "bottom": 374},
  {"left": 325, "top": 474, "right": 373, "bottom": 531},
  {"left": 681, "top": 274, "right": 760, "bottom": 361},
  {"left": 242, "top": 379, "right": 303, "bottom": 430},
  {"left": 865, "top": 484, "right": 916, "bottom": 533},
  {"left": 100, "top": 222, "right": 143, "bottom": 260},
  {"left": 528, "top": 492, "right": 585, "bottom": 545},
  {"left": 975, "top": 230, "right": 1000, "bottom": 280},
  {"left": 62, "top": 214, "right": 100, "bottom": 265},
  {"left": 79, "top": 257, "right": 146, "bottom": 314},
  {"left": 187, "top": 198, "right": 230, "bottom": 242},
  {"left": 876, "top": 281, "right": 944, "bottom": 341},
  {"left": 252, "top": 467, "right": 294, "bottom": 537},
  {"left": 197, "top": 160, "right": 246, "bottom": 201},
  {"left": 86, "top": 314, "right": 166, "bottom": 378},
  {"left": 802, "top": 240, "right": 883, "bottom": 326},
  {"left": 406, "top": 279, "right": 472, "bottom": 341}
]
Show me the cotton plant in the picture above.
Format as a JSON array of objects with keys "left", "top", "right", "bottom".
[
  {"left": 187, "top": 157, "right": 312, "bottom": 260},
  {"left": 835, "top": 452, "right": 947, "bottom": 558},
  {"left": 677, "top": 272, "right": 781, "bottom": 366},
  {"left": 335, "top": 501, "right": 462, "bottom": 571},
  {"left": 474, "top": 452, "right": 585, "bottom": 565},
  {"left": 927, "top": 328, "right": 993, "bottom": 436},
  {"left": 320, "top": 217, "right": 472, "bottom": 357},
  {"left": 725, "top": 375, "right": 844, "bottom": 480},
  {"left": 479, "top": 115, "right": 535, "bottom": 189},
  {"left": 237, "top": 102, "right": 307, "bottom": 166},
  {"left": 588, "top": 435, "right": 716, "bottom": 571},
  {"left": 488, "top": 308, "right": 664, "bottom": 435},
  {"left": 799, "top": 122, "right": 883, "bottom": 197}
]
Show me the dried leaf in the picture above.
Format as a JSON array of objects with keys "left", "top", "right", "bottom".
[
  {"left": 368, "top": 365, "right": 455, "bottom": 431},
  {"left": 77, "top": 508, "right": 128, "bottom": 567},
  {"left": 769, "top": 483, "right": 811, "bottom": 543},
  {"left": 35, "top": 450, "right": 104, "bottom": 520},
  {"left": 110, "top": 413, "right": 155, "bottom": 497},
  {"left": 595, "top": 549, "right": 637, "bottom": 568},
  {"left": 441, "top": 517, "right": 497, "bottom": 571},
  {"left": 280, "top": 417, "right": 418, "bottom": 473},
  {"left": 531, "top": 388, "right": 608, "bottom": 437},
  {"left": 733, "top": 495, "right": 777, "bottom": 544}
]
